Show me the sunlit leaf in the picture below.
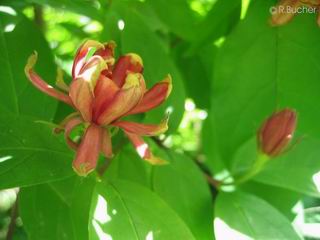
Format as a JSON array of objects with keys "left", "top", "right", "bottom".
[
  {"left": 215, "top": 191, "right": 301, "bottom": 240},
  {"left": 89, "top": 179, "right": 196, "bottom": 240}
]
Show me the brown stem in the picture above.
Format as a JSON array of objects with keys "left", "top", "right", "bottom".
[
  {"left": 6, "top": 195, "right": 19, "bottom": 240},
  {"left": 33, "top": 4, "right": 45, "bottom": 32},
  {"left": 150, "top": 137, "right": 221, "bottom": 190},
  {"left": 151, "top": 136, "right": 167, "bottom": 149},
  {"left": 204, "top": 173, "right": 221, "bottom": 188}
]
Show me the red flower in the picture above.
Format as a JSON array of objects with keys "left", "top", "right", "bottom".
[
  {"left": 25, "top": 40, "right": 172, "bottom": 176},
  {"left": 257, "top": 108, "right": 297, "bottom": 157}
]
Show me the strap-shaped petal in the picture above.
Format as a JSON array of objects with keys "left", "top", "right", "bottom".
[
  {"left": 69, "top": 78, "right": 94, "bottom": 122},
  {"left": 72, "top": 124, "right": 102, "bottom": 176},
  {"left": 25, "top": 53, "right": 73, "bottom": 106},
  {"left": 112, "top": 115, "right": 169, "bottom": 136},
  {"left": 101, "top": 128, "right": 113, "bottom": 158},
  {"left": 127, "top": 75, "right": 172, "bottom": 115},
  {"left": 92, "top": 76, "right": 119, "bottom": 121},
  {"left": 124, "top": 131, "right": 167, "bottom": 165},
  {"left": 64, "top": 117, "right": 83, "bottom": 150},
  {"left": 97, "top": 73, "right": 146, "bottom": 125},
  {"left": 72, "top": 40, "right": 105, "bottom": 79},
  {"left": 53, "top": 112, "right": 80, "bottom": 134},
  {"left": 112, "top": 53, "right": 143, "bottom": 87},
  {"left": 270, "top": 0, "right": 301, "bottom": 26},
  {"left": 55, "top": 68, "right": 69, "bottom": 92}
]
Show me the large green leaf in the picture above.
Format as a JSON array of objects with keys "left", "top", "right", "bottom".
[
  {"left": 0, "top": 114, "right": 74, "bottom": 189},
  {"left": 146, "top": 0, "right": 201, "bottom": 41},
  {"left": 153, "top": 151, "right": 213, "bottom": 240},
  {"left": 104, "top": 146, "right": 152, "bottom": 188},
  {"left": 104, "top": 146, "right": 213, "bottom": 239},
  {"left": 189, "top": 0, "right": 241, "bottom": 52},
  {"left": 20, "top": 177, "right": 94, "bottom": 240},
  {"left": 174, "top": 43, "right": 216, "bottom": 109},
  {"left": 240, "top": 181, "right": 301, "bottom": 220},
  {"left": 0, "top": 11, "right": 57, "bottom": 119},
  {"left": 89, "top": 179, "right": 196, "bottom": 240},
  {"left": 214, "top": 191, "right": 301, "bottom": 240},
  {"left": 211, "top": 0, "right": 320, "bottom": 167}
]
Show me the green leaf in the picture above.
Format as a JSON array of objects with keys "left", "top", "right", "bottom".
[
  {"left": 214, "top": 191, "right": 301, "bottom": 240},
  {"left": 104, "top": 146, "right": 152, "bottom": 188},
  {"left": 147, "top": 0, "right": 201, "bottom": 41},
  {"left": 0, "top": 114, "right": 74, "bottom": 189},
  {"left": 201, "top": 114, "right": 226, "bottom": 175},
  {"left": 240, "top": 181, "right": 301, "bottom": 220},
  {"left": 89, "top": 179, "right": 196, "bottom": 240},
  {"left": 189, "top": 0, "right": 241, "bottom": 52},
  {"left": 211, "top": 0, "right": 320, "bottom": 167},
  {"left": 120, "top": 7, "right": 186, "bottom": 133},
  {"left": 20, "top": 177, "right": 95, "bottom": 240},
  {"left": 174, "top": 43, "right": 216, "bottom": 109},
  {"left": 153, "top": 151, "right": 214, "bottom": 240},
  {"left": 26, "top": 0, "right": 103, "bottom": 21},
  {"left": 0, "top": 12, "right": 58, "bottom": 119}
]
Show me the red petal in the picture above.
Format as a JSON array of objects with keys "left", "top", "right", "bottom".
[
  {"left": 124, "top": 131, "right": 167, "bottom": 165},
  {"left": 127, "top": 75, "right": 172, "bottom": 115},
  {"left": 72, "top": 124, "right": 102, "bottom": 176},
  {"left": 25, "top": 53, "right": 73, "bottom": 106},
  {"left": 112, "top": 53, "right": 143, "bottom": 87},
  {"left": 69, "top": 78, "right": 94, "bottom": 122},
  {"left": 101, "top": 128, "right": 113, "bottom": 158},
  {"left": 92, "top": 76, "right": 119, "bottom": 121},
  {"left": 72, "top": 40, "right": 104, "bottom": 79},
  {"left": 97, "top": 73, "right": 146, "bottom": 125},
  {"left": 112, "top": 115, "right": 169, "bottom": 136},
  {"left": 64, "top": 117, "right": 83, "bottom": 150}
]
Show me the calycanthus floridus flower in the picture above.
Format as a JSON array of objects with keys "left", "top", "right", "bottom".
[
  {"left": 25, "top": 40, "right": 172, "bottom": 176},
  {"left": 270, "top": 0, "right": 320, "bottom": 26}
]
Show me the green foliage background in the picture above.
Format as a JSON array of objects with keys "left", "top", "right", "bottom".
[{"left": 0, "top": 0, "right": 320, "bottom": 239}]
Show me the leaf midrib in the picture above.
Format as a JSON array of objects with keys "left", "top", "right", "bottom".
[{"left": 0, "top": 18, "right": 19, "bottom": 114}]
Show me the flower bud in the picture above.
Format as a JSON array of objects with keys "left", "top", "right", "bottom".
[{"left": 258, "top": 108, "right": 297, "bottom": 157}]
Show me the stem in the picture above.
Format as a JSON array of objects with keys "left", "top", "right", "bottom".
[
  {"left": 223, "top": 154, "right": 269, "bottom": 186},
  {"left": 204, "top": 173, "right": 221, "bottom": 188},
  {"left": 33, "top": 4, "right": 45, "bottom": 32},
  {"left": 6, "top": 194, "right": 19, "bottom": 240}
]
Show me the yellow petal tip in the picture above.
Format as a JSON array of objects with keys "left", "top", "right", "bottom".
[
  {"left": 145, "top": 155, "right": 169, "bottom": 165},
  {"left": 25, "top": 51, "right": 38, "bottom": 76},
  {"left": 127, "top": 53, "right": 143, "bottom": 67},
  {"left": 123, "top": 73, "right": 142, "bottom": 89}
]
